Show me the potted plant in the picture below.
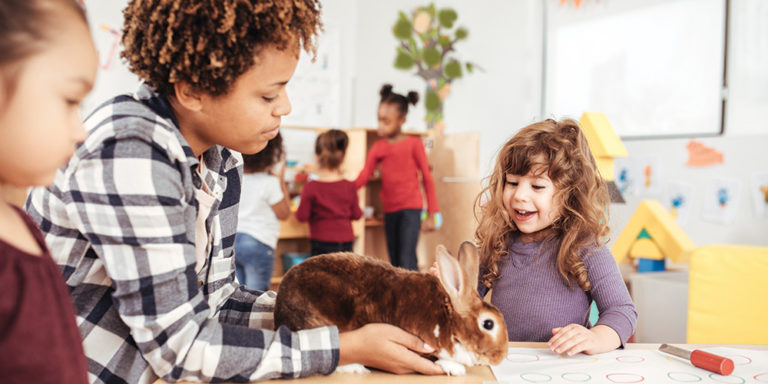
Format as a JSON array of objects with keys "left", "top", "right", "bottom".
[{"left": 392, "top": 3, "right": 477, "bottom": 133}]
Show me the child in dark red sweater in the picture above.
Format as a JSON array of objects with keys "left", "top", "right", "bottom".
[
  {"left": 355, "top": 85, "right": 441, "bottom": 270},
  {"left": 296, "top": 129, "right": 362, "bottom": 255},
  {"left": 0, "top": 1, "right": 96, "bottom": 382}
]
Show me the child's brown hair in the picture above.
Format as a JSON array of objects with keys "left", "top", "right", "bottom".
[
  {"left": 0, "top": 0, "right": 86, "bottom": 96},
  {"left": 315, "top": 129, "right": 348, "bottom": 170},
  {"left": 475, "top": 119, "right": 610, "bottom": 292},
  {"left": 121, "top": 0, "right": 322, "bottom": 97}
]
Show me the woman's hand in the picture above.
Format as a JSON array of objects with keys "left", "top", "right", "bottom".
[
  {"left": 428, "top": 261, "right": 439, "bottom": 277},
  {"left": 338, "top": 323, "right": 444, "bottom": 375},
  {"left": 548, "top": 324, "right": 621, "bottom": 356}
]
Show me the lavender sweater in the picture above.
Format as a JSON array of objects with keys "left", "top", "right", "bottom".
[{"left": 479, "top": 234, "right": 637, "bottom": 345}]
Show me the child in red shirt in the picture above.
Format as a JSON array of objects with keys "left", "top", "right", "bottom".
[
  {"left": 296, "top": 129, "right": 362, "bottom": 255},
  {"left": 0, "top": 1, "right": 96, "bottom": 382},
  {"left": 355, "top": 85, "right": 441, "bottom": 270}
]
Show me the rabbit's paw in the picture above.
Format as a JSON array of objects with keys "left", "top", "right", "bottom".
[
  {"left": 334, "top": 363, "right": 371, "bottom": 374},
  {"left": 435, "top": 359, "right": 466, "bottom": 376}
]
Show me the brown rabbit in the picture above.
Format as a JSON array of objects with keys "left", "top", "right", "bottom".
[{"left": 274, "top": 241, "right": 508, "bottom": 375}]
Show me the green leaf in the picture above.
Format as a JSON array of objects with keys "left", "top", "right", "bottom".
[
  {"left": 438, "top": 35, "right": 451, "bottom": 47},
  {"left": 438, "top": 8, "right": 457, "bottom": 28},
  {"left": 427, "top": 3, "right": 436, "bottom": 17},
  {"left": 455, "top": 27, "right": 468, "bottom": 40},
  {"left": 425, "top": 90, "right": 441, "bottom": 111},
  {"left": 393, "top": 18, "right": 413, "bottom": 40},
  {"left": 394, "top": 51, "right": 415, "bottom": 70},
  {"left": 408, "top": 36, "right": 419, "bottom": 51},
  {"left": 444, "top": 60, "right": 462, "bottom": 79},
  {"left": 423, "top": 47, "right": 440, "bottom": 67},
  {"left": 465, "top": 62, "right": 474, "bottom": 73}
]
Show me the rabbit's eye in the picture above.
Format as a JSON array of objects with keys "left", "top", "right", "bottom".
[{"left": 483, "top": 319, "right": 494, "bottom": 330}]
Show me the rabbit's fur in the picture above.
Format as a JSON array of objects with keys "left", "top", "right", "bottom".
[{"left": 274, "top": 241, "right": 508, "bottom": 375}]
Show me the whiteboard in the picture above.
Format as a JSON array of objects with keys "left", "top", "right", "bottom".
[
  {"left": 544, "top": 0, "right": 726, "bottom": 138},
  {"left": 726, "top": 0, "right": 768, "bottom": 136}
]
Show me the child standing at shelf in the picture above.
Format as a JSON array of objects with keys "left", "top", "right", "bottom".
[
  {"left": 296, "top": 129, "right": 362, "bottom": 255},
  {"left": 235, "top": 133, "right": 290, "bottom": 291},
  {"left": 355, "top": 84, "right": 441, "bottom": 271},
  {"left": 0, "top": 0, "right": 97, "bottom": 382},
  {"left": 25, "top": 1, "right": 444, "bottom": 382},
  {"left": 475, "top": 118, "right": 637, "bottom": 356}
]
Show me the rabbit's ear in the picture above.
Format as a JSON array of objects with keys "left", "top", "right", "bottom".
[
  {"left": 437, "top": 245, "right": 472, "bottom": 313},
  {"left": 457, "top": 242, "right": 479, "bottom": 293}
]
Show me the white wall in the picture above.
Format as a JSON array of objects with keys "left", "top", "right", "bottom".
[
  {"left": 322, "top": 0, "right": 767, "bottom": 247},
  {"left": 346, "top": 0, "right": 544, "bottom": 174},
  {"left": 81, "top": 1, "right": 767, "bottom": 247}
]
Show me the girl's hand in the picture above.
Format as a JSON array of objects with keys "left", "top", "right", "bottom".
[
  {"left": 339, "top": 323, "right": 444, "bottom": 375},
  {"left": 548, "top": 324, "right": 601, "bottom": 356},
  {"left": 421, "top": 213, "right": 436, "bottom": 232}
]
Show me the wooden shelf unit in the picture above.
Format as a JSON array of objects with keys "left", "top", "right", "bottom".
[{"left": 268, "top": 128, "right": 429, "bottom": 290}]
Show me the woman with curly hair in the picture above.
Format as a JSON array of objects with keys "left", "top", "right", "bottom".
[
  {"left": 26, "top": 0, "right": 443, "bottom": 382},
  {"left": 474, "top": 119, "right": 637, "bottom": 356}
]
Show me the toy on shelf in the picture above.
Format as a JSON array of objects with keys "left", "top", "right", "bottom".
[
  {"left": 579, "top": 112, "right": 628, "bottom": 203},
  {"left": 612, "top": 200, "right": 696, "bottom": 272}
]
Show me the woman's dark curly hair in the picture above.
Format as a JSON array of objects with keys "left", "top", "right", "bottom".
[
  {"left": 121, "top": 0, "right": 322, "bottom": 97},
  {"left": 243, "top": 133, "right": 284, "bottom": 173},
  {"left": 475, "top": 119, "right": 610, "bottom": 292}
]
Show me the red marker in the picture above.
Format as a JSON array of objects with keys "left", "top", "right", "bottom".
[{"left": 659, "top": 344, "right": 734, "bottom": 376}]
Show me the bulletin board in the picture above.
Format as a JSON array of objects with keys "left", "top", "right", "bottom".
[{"left": 543, "top": 0, "right": 727, "bottom": 138}]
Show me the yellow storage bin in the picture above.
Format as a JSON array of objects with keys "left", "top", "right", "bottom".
[{"left": 687, "top": 245, "right": 768, "bottom": 344}]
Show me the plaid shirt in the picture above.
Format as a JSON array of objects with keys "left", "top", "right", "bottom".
[{"left": 25, "top": 84, "right": 339, "bottom": 384}]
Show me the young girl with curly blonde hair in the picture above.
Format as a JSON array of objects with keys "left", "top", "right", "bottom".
[{"left": 475, "top": 119, "right": 637, "bottom": 356}]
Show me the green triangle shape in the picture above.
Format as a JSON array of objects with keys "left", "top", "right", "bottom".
[{"left": 637, "top": 228, "right": 652, "bottom": 240}]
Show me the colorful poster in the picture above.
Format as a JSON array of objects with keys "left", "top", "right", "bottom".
[
  {"left": 664, "top": 181, "right": 694, "bottom": 227},
  {"left": 751, "top": 172, "right": 768, "bottom": 219},
  {"left": 702, "top": 178, "right": 742, "bottom": 225},
  {"left": 613, "top": 156, "right": 661, "bottom": 196}
]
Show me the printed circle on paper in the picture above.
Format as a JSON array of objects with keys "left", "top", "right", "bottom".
[
  {"left": 667, "top": 371, "right": 702, "bottom": 382},
  {"left": 708, "top": 373, "right": 745, "bottom": 384},
  {"left": 561, "top": 372, "right": 592, "bottom": 382},
  {"left": 606, "top": 373, "right": 644, "bottom": 383},
  {"left": 520, "top": 372, "right": 552, "bottom": 382}
]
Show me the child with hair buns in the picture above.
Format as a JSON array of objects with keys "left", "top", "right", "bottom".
[
  {"left": 355, "top": 84, "right": 441, "bottom": 271},
  {"left": 296, "top": 129, "right": 362, "bottom": 256}
]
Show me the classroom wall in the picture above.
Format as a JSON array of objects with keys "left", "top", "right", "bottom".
[
  {"left": 346, "top": 0, "right": 544, "bottom": 175},
  {"left": 80, "top": 1, "right": 767, "bottom": 247},
  {"left": 323, "top": 0, "right": 768, "bottom": 247}
]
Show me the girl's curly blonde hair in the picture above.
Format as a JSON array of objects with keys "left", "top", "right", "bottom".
[
  {"left": 475, "top": 119, "right": 610, "bottom": 292},
  {"left": 121, "top": 0, "right": 322, "bottom": 97}
]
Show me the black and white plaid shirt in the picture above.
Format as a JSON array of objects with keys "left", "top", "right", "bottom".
[{"left": 26, "top": 84, "right": 338, "bottom": 384}]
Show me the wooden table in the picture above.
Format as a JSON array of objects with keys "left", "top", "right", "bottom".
[{"left": 157, "top": 342, "right": 768, "bottom": 383}]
